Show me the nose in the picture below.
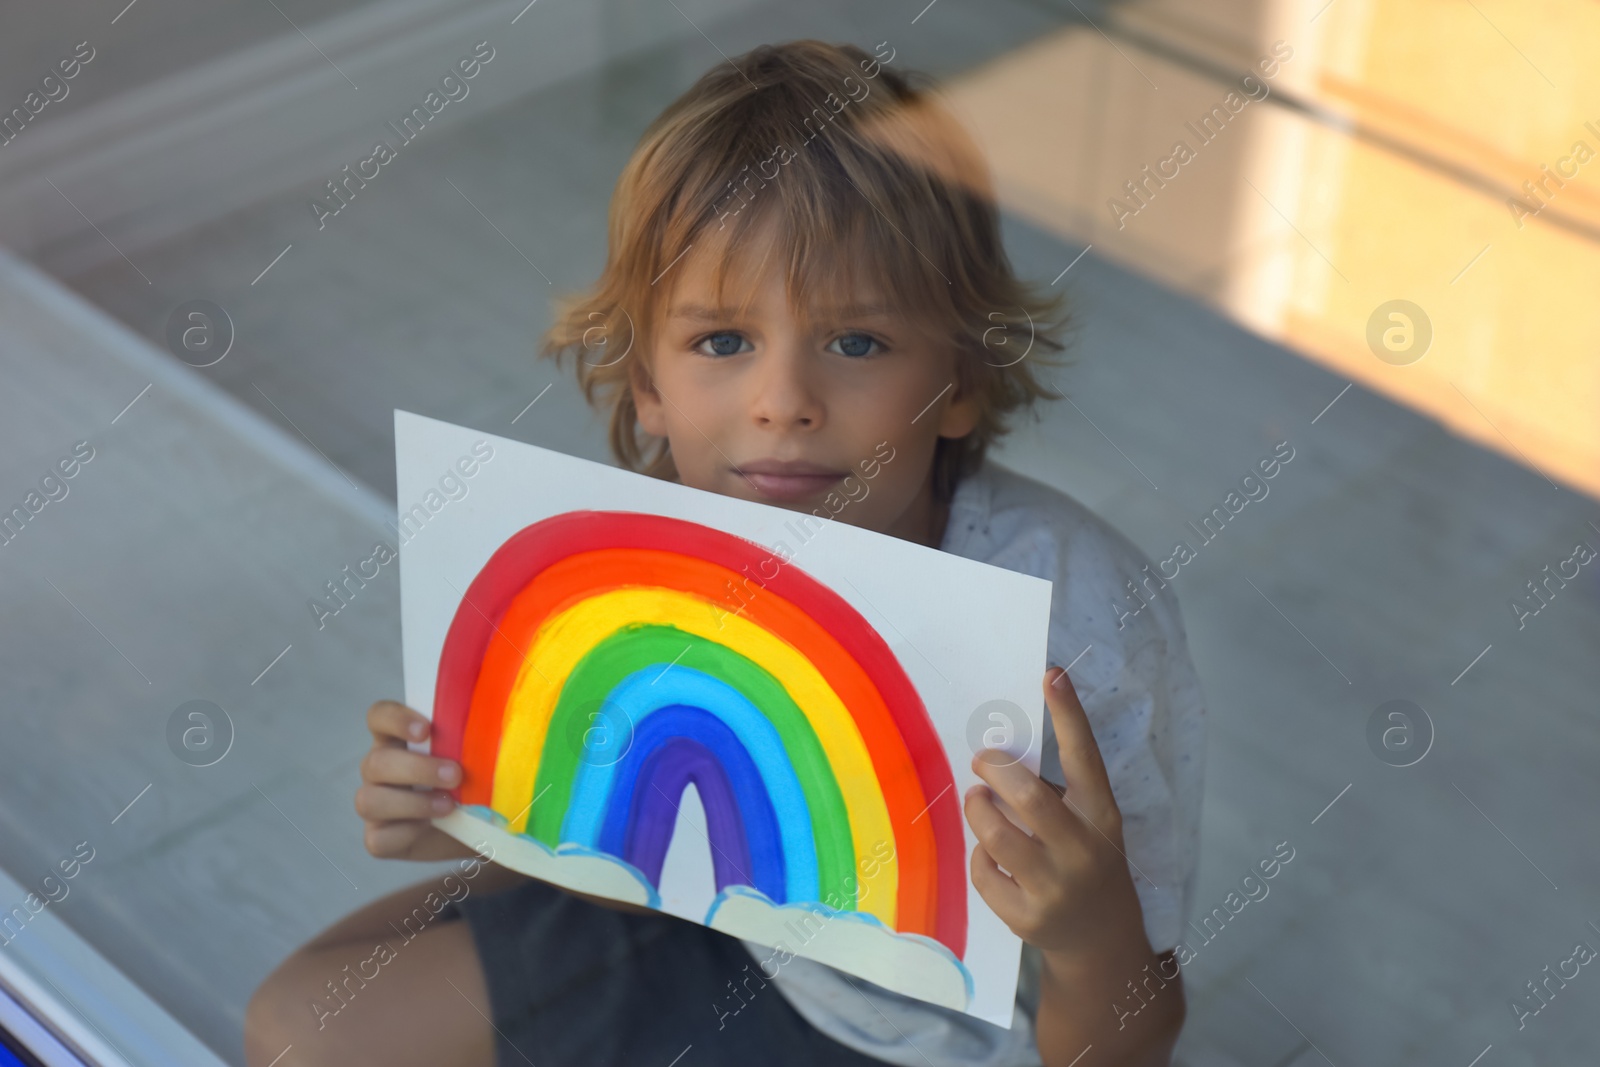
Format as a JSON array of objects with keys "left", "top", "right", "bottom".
[{"left": 748, "top": 339, "right": 825, "bottom": 431}]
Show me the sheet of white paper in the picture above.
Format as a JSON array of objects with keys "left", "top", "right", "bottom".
[{"left": 394, "top": 410, "right": 1053, "bottom": 1028}]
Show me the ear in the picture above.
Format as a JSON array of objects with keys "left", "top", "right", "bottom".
[
  {"left": 629, "top": 357, "right": 668, "bottom": 437},
  {"left": 936, "top": 374, "right": 980, "bottom": 440}
]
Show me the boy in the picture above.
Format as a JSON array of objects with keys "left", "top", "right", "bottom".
[{"left": 246, "top": 39, "right": 1204, "bottom": 1067}]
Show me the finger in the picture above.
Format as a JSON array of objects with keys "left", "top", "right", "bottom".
[
  {"left": 969, "top": 749, "right": 1074, "bottom": 848},
  {"left": 368, "top": 700, "right": 430, "bottom": 745},
  {"left": 1043, "top": 667, "right": 1120, "bottom": 831},
  {"left": 962, "top": 783, "right": 1046, "bottom": 890},
  {"left": 362, "top": 745, "right": 461, "bottom": 791},
  {"left": 969, "top": 841, "right": 1025, "bottom": 918},
  {"left": 356, "top": 783, "right": 455, "bottom": 822}
]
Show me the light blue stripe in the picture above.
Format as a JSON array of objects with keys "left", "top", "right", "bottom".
[{"left": 562, "top": 665, "right": 819, "bottom": 902}]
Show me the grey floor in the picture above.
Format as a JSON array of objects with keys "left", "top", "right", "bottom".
[
  {"left": 8, "top": 2, "right": 1596, "bottom": 1065},
  {"left": 0, "top": 0, "right": 381, "bottom": 122}
]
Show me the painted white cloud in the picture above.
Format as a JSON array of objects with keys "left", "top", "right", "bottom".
[
  {"left": 437, "top": 806, "right": 658, "bottom": 907},
  {"left": 707, "top": 885, "right": 973, "bottom": 1012}
]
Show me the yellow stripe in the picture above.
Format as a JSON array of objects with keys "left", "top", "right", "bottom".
[{"left": 490, "top": 586, "right": 897, "bottom": 924}]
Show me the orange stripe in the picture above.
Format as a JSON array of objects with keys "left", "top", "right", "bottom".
[{"left": 458, "top": 547, "right": 938, "bottom": 936}]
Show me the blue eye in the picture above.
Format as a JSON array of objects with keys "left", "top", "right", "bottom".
[
  {"left": 698, "top": 331, "right": 748, "bottom": 357},
  {"left": 830, "top": 333, "right": 880, "bottom": 358}
]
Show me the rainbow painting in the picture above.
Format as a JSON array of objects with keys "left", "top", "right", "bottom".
[
  {"left": 429, "top": 509, "right": 975, "bottom": 1003},
  {"left": 396, "top": 410, "right": 1052, "bottom": 1024}
]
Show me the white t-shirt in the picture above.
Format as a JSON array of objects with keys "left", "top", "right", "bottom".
[{"left": 739, "top": 458, "right": 1208, "bottom": 1066}]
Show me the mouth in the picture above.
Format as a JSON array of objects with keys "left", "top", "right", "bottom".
[{"left": 732, "top": 460, "right": 849, "bottom": 502}]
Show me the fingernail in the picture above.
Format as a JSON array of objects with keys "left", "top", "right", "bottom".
[
  {"left": 437, "top": 763, "right": 459, "bottom": 785},
  {"left": 410, "top": 721, "right": 426, "bottom": 740},
  {"left": 433, "top": 793, "right": 453, "bottom": 812},
  {"left": 1049, "top": 666, "right": 1067, "bottom": 687}
]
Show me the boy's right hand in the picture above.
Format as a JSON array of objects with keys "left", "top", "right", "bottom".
[{"left": 357, "top": 700, "right": 478, "bottom": 863}]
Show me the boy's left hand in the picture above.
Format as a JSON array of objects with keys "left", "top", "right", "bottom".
[{"left": 963, "top": 666, "right": 1151, "bottom": 959}]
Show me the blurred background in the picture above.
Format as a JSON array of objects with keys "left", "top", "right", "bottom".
[{"left": 1, "top": 1, "right": 1596, "bottom": 1064}]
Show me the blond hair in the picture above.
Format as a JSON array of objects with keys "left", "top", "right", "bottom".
[{"left": 540, "top": 39, "right": 1069, "bottom": 501}]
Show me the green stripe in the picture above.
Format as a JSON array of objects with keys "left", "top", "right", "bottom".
[{"left": 526, "top": 623, "right": 856, "bottom": 909}]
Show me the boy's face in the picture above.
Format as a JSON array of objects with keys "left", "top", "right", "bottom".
[{"left": 631, "top": 232, "right": 979, "bottom": 547}]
